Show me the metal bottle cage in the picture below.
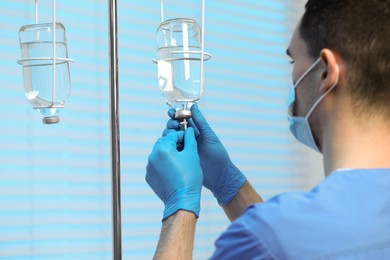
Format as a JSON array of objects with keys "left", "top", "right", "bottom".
[
  {"left": 17, "top": 0, "right": 74, "bottom": 110},
  {"left": 152, "top": 50, "right": 212, "bottom": 63},
  {"left": 154, "top": 0, "right": 211, "bottom": 104},
  {"left": 17, "top": 57, "right": 74, "bottom": 67}
]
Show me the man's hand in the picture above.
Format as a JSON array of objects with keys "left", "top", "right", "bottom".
[
  {"left": 146, "top": 127, "right": 203, "bottom": 220},
  {"left": 164, "top": 104, "right": 247, "bottom": 206}
]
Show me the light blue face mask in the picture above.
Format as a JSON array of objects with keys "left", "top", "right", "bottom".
[{"left": 287, "top": 58, "right": 339, "bottom": 152}]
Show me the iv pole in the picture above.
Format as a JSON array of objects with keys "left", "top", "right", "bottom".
[{"left": 108, "top": 0, "right": 122, "bottom": 259}]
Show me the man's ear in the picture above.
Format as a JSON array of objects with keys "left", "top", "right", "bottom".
[{"left": 319, "top": 49, "right": 340, "bottom": 94}]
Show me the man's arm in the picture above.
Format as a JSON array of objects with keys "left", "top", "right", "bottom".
[
  {"left": 146, "top": 129, "right": 203, "bottom": 259},
  {"left": 222, "top": 180, "right": 263, "bottom": 221},
  {"left": 154, "top": 210, "right": 197, "bottom": 260}
]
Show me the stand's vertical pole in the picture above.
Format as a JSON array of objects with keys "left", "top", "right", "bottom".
[{"left": 108, "top": 0, "right": 122, "bottom": 259}]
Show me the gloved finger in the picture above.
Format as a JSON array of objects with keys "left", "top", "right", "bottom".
[
  {"left": 183, "top": 127, "right": 198, "bottom": 152},
  {"left": 191, "top": 104, "right": 212, "bottom": 135},
  {"left": 162, "top": 128, "right": 176, "bottom": 137},
  {"left": 163, "top": 131, "right": 185, "bottom": 151},
  {"left": 187, "top": 118, "right": 200, "bottom": 139},
  {"left": 167, "top": 108, "right": 176, "bottom": 119},
  {"left": 166, "top": 119, "right": 180, "bottom": 130}
]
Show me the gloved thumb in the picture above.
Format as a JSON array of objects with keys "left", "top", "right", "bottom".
[
  {"left": 191, "top": 104, "right": 212, "bottom": 135},
  {"left": 164, "top": 131, "right": 185, "bottom": 152}
]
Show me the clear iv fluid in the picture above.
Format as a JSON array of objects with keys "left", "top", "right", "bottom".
[
  {"left": 21, "top": 41, "right": 71, "bottom": 116},
  {"left": 158, "top": 46, "right": 203, "bottom": 107}
]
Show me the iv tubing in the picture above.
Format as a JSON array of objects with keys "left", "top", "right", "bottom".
[{"left": 108, "top": 0, "right": 122, "bottom": 259}]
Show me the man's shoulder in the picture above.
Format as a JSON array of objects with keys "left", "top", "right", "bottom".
[
  {"left": 242, "top": 168, "right": 390, "bottom": 233},
  {"left": 234, "top": 168, "right": 390, "bottom": 258}
]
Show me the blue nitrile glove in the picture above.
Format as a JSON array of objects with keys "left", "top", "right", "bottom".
[
  {"left": 163, "top": 104, "right": 247, "bottom": 206},
  {"left": 146, "top": 127, "right": 203, "bottom": 220}
]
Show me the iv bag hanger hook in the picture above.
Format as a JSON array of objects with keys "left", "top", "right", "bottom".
[
  {"left": 35, "top": 0, "right": 38, "bottom": 24},
  {"left": 160, "top": 0, "right": 164, "bottom": 22}
]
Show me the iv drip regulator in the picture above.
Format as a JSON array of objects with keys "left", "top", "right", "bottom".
[
  {"left": 154, "top": 0, "right": 212, "bottom": 130},
  {"left": 17, "top": 0, "right": 74, "bottom": 124}
]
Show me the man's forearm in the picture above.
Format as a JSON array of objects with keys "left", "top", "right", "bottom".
[
  {"left": 222, "top": 180, "right": 263, "bottom": 221},
  {"left": 154, "top": 210, "right": 197, "bottom": 260}
]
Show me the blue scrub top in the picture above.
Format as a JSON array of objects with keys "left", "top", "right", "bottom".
[{"left": 210, "top": 169, "right": 390, "bottom": 259}]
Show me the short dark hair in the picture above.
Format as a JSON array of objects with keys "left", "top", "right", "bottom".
[{"left": 300, "top": 0, "right": 390, "bottom": 117}]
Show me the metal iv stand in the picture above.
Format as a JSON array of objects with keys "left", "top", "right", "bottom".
[{"left": 108, "top": 0, "right": 122, "bottom": 259}]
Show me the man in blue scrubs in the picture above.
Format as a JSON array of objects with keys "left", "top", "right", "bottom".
[{"left": 145, "top": 0, "right": 390, "bottom": 259}]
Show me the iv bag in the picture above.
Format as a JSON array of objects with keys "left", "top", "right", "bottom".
[
  {"left": 18, "top": 22, "right": 71, "bottom": 124},
  {"left": 157, "top": 18, "right": 204, "bottom": 110}
]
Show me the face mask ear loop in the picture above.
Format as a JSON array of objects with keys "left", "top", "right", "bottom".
[
  {"left": 305, "top": 64, "right": 340, "bottom": 120},
  {"left": 289, "top": 58, "right": 321, "bottom": 117},
  {"left": 294, "top": 58, "right": 322, "bottom": 89}
]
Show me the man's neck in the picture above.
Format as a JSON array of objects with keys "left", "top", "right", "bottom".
[{"left": 322, "top": 114, "right": 390, "bottom": 176}]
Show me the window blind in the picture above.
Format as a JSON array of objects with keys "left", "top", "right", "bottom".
[{"left": 0, "top": 0, "right": 322, "bottom": 259}]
